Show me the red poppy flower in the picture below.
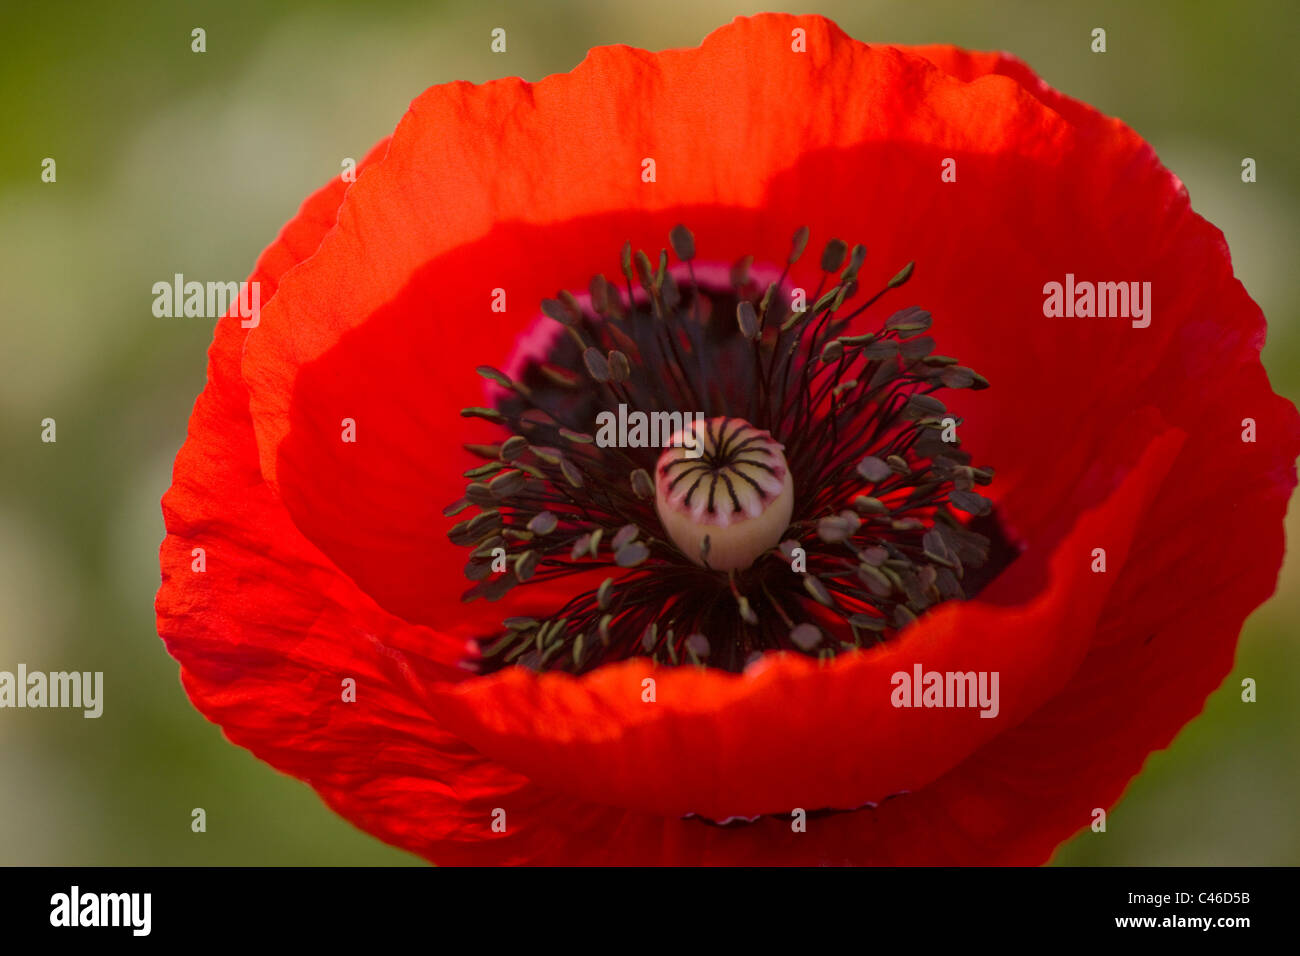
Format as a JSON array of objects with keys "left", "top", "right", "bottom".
[{"left": 157, "top": 13, "right": 1299, "bottom": 864}]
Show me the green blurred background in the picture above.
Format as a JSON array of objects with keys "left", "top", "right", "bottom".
[{"left": 1, "top": 0, "right": 1296, "bottom": 864}]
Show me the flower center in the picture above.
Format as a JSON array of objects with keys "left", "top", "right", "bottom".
[{"left": 447, "top": 225, "right": 1017, "bottom": 674}]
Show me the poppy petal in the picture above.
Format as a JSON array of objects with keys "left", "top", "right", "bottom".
[{"left": 154, "top": 145, "right": 603, "bottom": 864}]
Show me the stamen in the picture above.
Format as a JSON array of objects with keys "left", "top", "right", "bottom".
[{"left": 448, "top": 226, "right": 1016, "bottom": 674}]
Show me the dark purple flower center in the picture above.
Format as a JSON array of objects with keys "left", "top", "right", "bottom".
[{"left": 447, "top": 226, "right": 1017, "bottom": 674}]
